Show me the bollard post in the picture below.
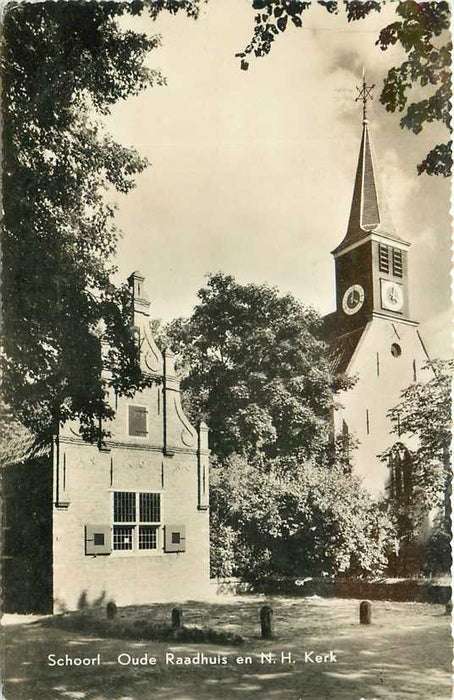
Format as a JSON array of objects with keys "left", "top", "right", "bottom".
[
  {"left": 106, "top": 601, "right": 118, "bottom": 620},
  {"left": 171, "top": 607, "right": 183, "bottom": 629},
  {"left": 359, "top": 600, "right": 372, "bottom": 625},
  {"left": 260, "top": 605, "right": 273, "bottom": 639}
]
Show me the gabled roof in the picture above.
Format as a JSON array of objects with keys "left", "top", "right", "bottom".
[
  {"left": 0, "top": 404, "right": 50, "bottom": 468},
  {"left": 332, "top": 120, "right": 408, "bottom": 256},
  {"left": 0, "top": 433, "right": 50, "bottom": 468}
]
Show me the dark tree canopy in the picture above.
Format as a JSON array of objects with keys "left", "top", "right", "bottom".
[
  {"left": 164, "top": 273, "right": 352, "bottom": 463},
  {"left": 237, "top": 0, "right": 452, "bottom": 176},
  {"left": 1, "top": 1, "right": 200, "bottom": 442}
]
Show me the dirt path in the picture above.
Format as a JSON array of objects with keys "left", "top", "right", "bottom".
[{"left": 1, "top": 597, "right": 451, "bottom": 699}]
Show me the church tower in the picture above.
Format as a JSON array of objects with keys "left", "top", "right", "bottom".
[
  {"left": 332, "top": 116, "right": 412, "bottom": 330},
  {"left": 325, "top": 75, "right": 430, "bottom": 497}
]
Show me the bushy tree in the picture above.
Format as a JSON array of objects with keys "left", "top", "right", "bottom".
[
  {"left": 1, "top": 1, "right": 200, "bottom": 442},
  {"left": 422, "top": 516, "right": 452, "bottom": 576},
  {"left": 381, "top": 359, "right": 452, "bottom": 573},
  {"left": 211, "top": 455, "right": 395, "bottom": 579},
  {"left": 164, "top": 273, "right": 352, "bottom": 462},
  {"left": 163, "top": 274, "right": 394, "bottom": 579},
  {"left": 383, "top": 359, "right": 452, "bottom": 516},
  {"left": 237, "top": 1, "right": 452, "bottom": 176}
]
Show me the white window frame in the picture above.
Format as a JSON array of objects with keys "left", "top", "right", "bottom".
[
  {"left": 111, "top": 490, "right": 163, "bottom": 557},
  {"left": 127, "top": 403, "right": 149, "bottom": 439}
]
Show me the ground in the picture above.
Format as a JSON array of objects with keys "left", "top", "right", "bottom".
[{"left": 1, "top": 596, "right": 451, "bottom": 699}]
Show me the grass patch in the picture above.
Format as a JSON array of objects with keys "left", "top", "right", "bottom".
[{"left": 40, "top": 608, "right": 244, "bottom": 646}]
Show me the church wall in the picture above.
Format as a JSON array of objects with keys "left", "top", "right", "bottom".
[{"left": 333, "top": 318, "right": 431, "bottom": 496}]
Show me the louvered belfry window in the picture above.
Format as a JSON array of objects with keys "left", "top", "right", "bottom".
[
  {"left": 378, "top": 244, "right": 390, "bottom": 273},
  {"left": 128, "top": 405, "right": 148, "bottom": 436},
  {"left": 392, "top": 249, "right": 403, "bottom": 277}
]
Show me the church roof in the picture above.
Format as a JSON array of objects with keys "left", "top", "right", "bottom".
[
  {"left": 332, "top": 119, "right": 408, "bottom": 255},
  {"left": 326, "top": 325, "right": 367, "bottom": 374}
]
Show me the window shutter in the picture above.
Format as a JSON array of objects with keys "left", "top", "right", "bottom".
[
  {"left": 392, "top": 249, "right": 403, "bottom": 277},
  {"left": 378, "top": 244, "right": 389, "bottom": 273},
  {"left": 128, "top": 406, "right": 148, "bottom": 436},
  {"left": 164, "top": 525, "right": 186, "bottom": 553},
  {"left": 85, "top": 525, "right": 111, "bottom": 555}
]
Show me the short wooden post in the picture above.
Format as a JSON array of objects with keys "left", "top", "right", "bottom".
[
  {"left": 106, "top": 601, "right": 117, "bottom": 620},
  {"left": 171, "top": 607, "right": 183, "bottom": 629},
  {"left": 445, "top": 600, "right": 452, "bottom": 616},
  {"left": 359, "top": 600, "right": 372, "bottom": 625},
  {"left": 260, "top": 605, "right": 273, "bottom": 639}
]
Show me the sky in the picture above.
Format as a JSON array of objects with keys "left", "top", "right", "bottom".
[{"left": 104, "top": 0, "right": 452, "bottom": 359}]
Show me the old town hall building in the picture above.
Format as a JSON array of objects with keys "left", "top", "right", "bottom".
[
  {"left": 324, "top": 87, "right": 430, "bottom": 498},
  {"left": 1, "top": 272, "right": 210, "bottom": 613}
]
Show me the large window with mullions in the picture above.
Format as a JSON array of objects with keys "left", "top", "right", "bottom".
[{"left": 112, "top": 491, "right": 161, "bottom": 552}]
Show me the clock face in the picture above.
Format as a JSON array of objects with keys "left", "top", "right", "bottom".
[
  {"left": 381, "top": 280, "right": 404, "bottom": 312},
  {"left": 342, "top": 284, "right": 365, "bottom": 315}
]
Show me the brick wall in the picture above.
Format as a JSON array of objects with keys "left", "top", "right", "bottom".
[
  {"left": 53, "top": 272, "right": 210, "bottom": 611},
  {"left": 53, "top": 439, "right": 210, "bottom": 611}
]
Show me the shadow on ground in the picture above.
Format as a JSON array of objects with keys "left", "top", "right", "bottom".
[{"left": 2, "top": 597, "right": 451, "bottom": 699}]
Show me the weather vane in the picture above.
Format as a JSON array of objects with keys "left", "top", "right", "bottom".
[{"left": 355, "top": 69, "right": 375, "bottom": 122}]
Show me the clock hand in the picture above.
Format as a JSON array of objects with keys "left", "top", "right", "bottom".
[{"left": 348, "top": 290, "right": 359, "bottom": 307}]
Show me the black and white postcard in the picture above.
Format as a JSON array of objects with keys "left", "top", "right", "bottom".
[{"left": 1, "top": 1, "right": 452, "bottom": 698}]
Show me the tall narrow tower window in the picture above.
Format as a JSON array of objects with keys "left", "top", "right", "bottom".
[
  {"left": 378, "top": 244, "right": 390, "bottom": 273},
  {"left": 392, "top": 249, "right": 403, "bottom": 277}
]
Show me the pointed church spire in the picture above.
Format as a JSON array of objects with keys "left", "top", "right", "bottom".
[
  {"left": 347, "top": 119, "right": 380, "bottom": 234},
  {"left": 333, "top": 72, "right": 405, "bottom": 256}
]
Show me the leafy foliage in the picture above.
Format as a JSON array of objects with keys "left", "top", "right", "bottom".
[
  {"left": 383, "top": 359, "right": 452, "bottom": 516},
  {"left": 211, "top": 455, "right": 395, "bottom": 579},
  {"left": 163, "top": 273, "right": 391, "bottom": 580},
  {"left": 237, "top": 1, "right": 451, "bottom": 175},
  {"left": 1, "top": 1, "right": 199, "bottom": 442},
  {"left": 377, "top": 1, "right": 451, "bottom": 176},
  {"left": 164, "top": 273, "right": 352, "bottom": 462},
  {"left": 381, "top": 359, "right": 452, "bottom": 572},
  {"left": 422, "top": 518, "right": 452, "bottom": 576}
]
